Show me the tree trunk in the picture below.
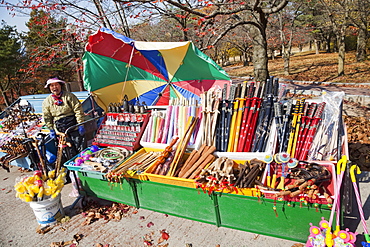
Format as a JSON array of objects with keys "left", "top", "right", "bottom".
[
  {"left": 314, "top": 39, "right": 319, "bottom": 54},
  {"left": 249, "top": 15, "right": 269, "bottom": 82},
  {"left": 337, "top": 32, "right": 346, "bottom": 76},
  {"left": 325, "top": 33, "right": 331, "bottom": 53},
  {"left": 0, "top": 83, "right": 10, "bottom": 107},
  {"left": 282, "top": 46, "right": 290, "bottom": 76},
  {"left": 356, "top": 28, "right": 367, "bottom": 62}
]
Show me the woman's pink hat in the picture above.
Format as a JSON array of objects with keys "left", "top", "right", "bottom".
[{"left": 45, "top": 77, "right": 65, "bottom": 88}]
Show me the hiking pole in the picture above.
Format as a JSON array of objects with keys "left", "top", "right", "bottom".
[
  {"left": 216, "top": 84, "right": 228, "bottom": 151},
  {"left": 279, "top": 100, "right": 293, "bottom": 153},
  {"left": 295, "top": 103, "right": 317, "bottom": 158},
  {"left": 224, "top": 84, "right": 236, "bottom": 151},
  {"left": 291, "top": 98, "right": 305, "bottom": 158},
  {"left": 286, "top": 100, "right": 301, "bottom": 156}
]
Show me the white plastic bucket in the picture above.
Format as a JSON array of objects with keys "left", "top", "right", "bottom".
[{"left": 29, "top": 194, "right": 65, "bottom": 226}]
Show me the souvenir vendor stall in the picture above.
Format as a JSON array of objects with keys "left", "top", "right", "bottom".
[
  {"left": 64, "top": 27, "right": 365, "bottom": 246},
  {"left": 0, "top": 91, "right": 103, "bottom": 172}
]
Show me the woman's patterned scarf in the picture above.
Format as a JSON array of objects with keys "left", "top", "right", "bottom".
[{"left": 51, "top": 91, "right": 63, "bottom": 105}]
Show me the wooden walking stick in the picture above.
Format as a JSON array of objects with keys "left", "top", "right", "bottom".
[
  {"left": 55, "top": 131, "right": 68, "bottom": 177},
  {"left": 32, "top": 137, "right": 47, "bottom": 176},
  {"left": 167, "top": 116, "right": 198, "bottom": 177},
  {"left": 182, "top": 146, "right": 216, "bottom": 179}
]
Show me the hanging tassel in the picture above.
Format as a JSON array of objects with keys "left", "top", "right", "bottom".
[
  {"left": 273, "top": 198, "right": 278, "bottom": 217},
  {"left": 314, "top": 203, "right": 319, "bottom": 212}
]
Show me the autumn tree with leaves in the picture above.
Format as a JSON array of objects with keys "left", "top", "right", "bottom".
[{"left": 0, "top": 22, "right": 24, "bottom": 107}]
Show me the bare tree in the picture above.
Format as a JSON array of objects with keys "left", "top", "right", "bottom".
[
  {"left": 320, "top": 0, "right": 350, "bottom": 76},
  {"left": 114, "top": 0, "right": 288, "bottom": 82}
]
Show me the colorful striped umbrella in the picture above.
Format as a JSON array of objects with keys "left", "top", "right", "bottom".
[{"left": 83, "top": 28, "right": 231, "bottom": 111}]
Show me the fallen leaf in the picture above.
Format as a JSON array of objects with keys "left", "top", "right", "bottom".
[
  {"left": 161, "top": 230, "right": 169, "bottom": 240},
  {"left": 144, "top": 240, "right": 153, "bottom": 246}
]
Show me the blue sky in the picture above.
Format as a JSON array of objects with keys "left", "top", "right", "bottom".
[{"left": 0, "top": 1, "right": 29, "bottom": 32}]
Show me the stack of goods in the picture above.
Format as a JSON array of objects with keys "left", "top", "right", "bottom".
[
  {"left": 66, "top": 145, "right": 132, "bottom": 173},
  {"left": 93, "top": 100, "right": 150, "bottom": 150},
  {"left": 0, "top": 138, "right": 31, "bottom": 172},
  {"left": 274, "top": 91, "right": 344, "bottom": 161},
  {"left": 259, "top": 152, "right": 334, "bottom": 208},
  {"left": 141, "top": 98, "right": 201, "bottom": 146},
  {"left": 214, "top": 81, "right": 274, "bottom": 152},
  {"left": 195, "top": 157, "right": 266, "bottom": 195},
  {"left": 106, "top": 150, "right": 162, "bottom": 183},
  {"left": 0, "top": 99, "right": 42, "bottom": 137}
]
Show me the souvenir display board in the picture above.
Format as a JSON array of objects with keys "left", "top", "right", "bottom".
[{"left": 92, "top": 112, "right": 150, "bottom": 151}]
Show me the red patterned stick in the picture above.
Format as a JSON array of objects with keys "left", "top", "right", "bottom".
[
  {"left": 237, "top": 83, "right": 255, "bottom": 152},
  {"left": 298, "top": 102, "right": 326, "bottom": 160},
  {"left": 236, "top": 97, "right": 251, "bottom": 151},
  {"left": 243, "top": 97, "right": 262, "bottom": 152},
  {"left": 295, "top": 103, "right": 317, "bottom": 158}
]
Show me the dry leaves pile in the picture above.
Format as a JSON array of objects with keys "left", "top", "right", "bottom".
[
  {"left": 81, "top": 202, "right": 134, "bottom": 226},
  {"left": 344, "top": 115, "right": 370, "bottom": 171}
]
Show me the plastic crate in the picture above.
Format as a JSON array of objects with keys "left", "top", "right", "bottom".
[
  {"left": 197, "top": 159, "right": 263, "bottom": 197},
  {"left": 77, "top": 171, "right": 140, "bottom": 208},
  {"left": 141, "top": 149, "right": 200, "bottom": 188},
  {"left": 259, "top": 160, "right": 336, "bottom": 205},
  {"left": 216, "top": 192, "right": 331, "bottom": 242}
]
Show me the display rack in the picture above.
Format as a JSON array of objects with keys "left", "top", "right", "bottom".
[{"left": 93, "top": 112, "right": 150, "bottom": 151}]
